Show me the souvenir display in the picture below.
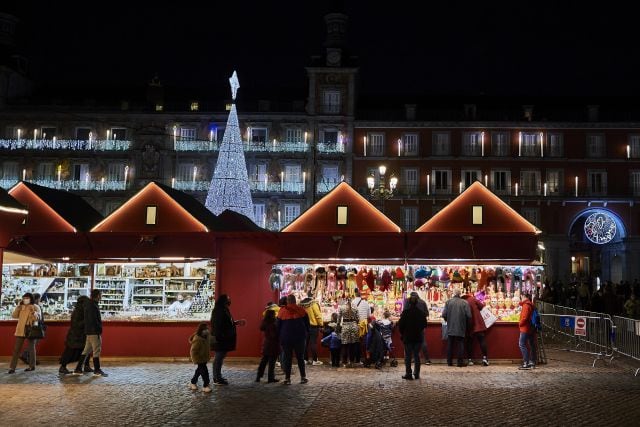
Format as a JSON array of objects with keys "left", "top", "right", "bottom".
[
  {"left": 0, "top": 260, "right": 216, "bottom": 321},
  {"left": 272, "top": 263, "right": 543, "bottom": 323}
]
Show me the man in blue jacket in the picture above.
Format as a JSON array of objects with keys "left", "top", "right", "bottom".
[
  {"left": 277, "top": 294, "right": 310, "bottom": 385},
  {"left": 73, "top": 289, "right": 108, "bottom": 377}
]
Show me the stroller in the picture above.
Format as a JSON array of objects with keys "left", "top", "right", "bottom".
[{"left": 364, "top": 320, "right": 398, "bottom": 368}]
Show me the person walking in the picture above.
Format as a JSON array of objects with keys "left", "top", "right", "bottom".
[
  {"left": 398, "top": 294, "right": 428, "bottom": 380},
  {"left": 518, "top": 293, "right": 537, "bottom": 370},
  {"left": 442, "top": 289, "right": 471, "bottom": 367},
  {"left": 277, "top": 294, "right": 310, "bottom": 385},
  {"left": 256, "top": 309, "right": 280, "bottom": 383},
  {"left": 189, "top": 323, "right": 212, "bottom": 393},
  {"left": 404, "top": 291, "right": 432, "bottom": 365},
  {"left": 59, "top": 295, "right": 92, "bottom": 374},
  {"left": 462, "top": 293, "right": 489, "bottom": 366},
  {"left": 20, "top": 293, "right": 43, "bottom": 366},
  {"left": 73, "top": 289, "right": 107, "bottom": 377},
  {"left": 301, "top": 294, "right": 323, "bottom": 366},
  {"left": 210, "top": 294, "right": 245, "bottom": 386},
  {"left": 8, "top": 293, "right": 41, "bottom": 373}
]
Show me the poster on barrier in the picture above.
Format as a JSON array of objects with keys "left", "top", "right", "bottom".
[
  {"left": 574, "top": 316, "right": 587, "bottom": 336},
  {"left": 560, "top": 316, "right": 575, "bottom": 328},
  {"left": 635, "top": 321, "right": 640, "bottom": 336}
]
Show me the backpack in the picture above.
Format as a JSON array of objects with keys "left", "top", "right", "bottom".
[{"left": 530, "top": 307, "right": 542, "bottom": 331}]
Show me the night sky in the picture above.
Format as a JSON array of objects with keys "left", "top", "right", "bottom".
[{"left": 7, "top": 2, "right": 640, "bottom": 99}]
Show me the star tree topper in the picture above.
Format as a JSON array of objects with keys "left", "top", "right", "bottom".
[{"left": 229, "top": 71, "right": 240, "bottom": 100}]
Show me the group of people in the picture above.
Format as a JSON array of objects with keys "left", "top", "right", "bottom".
[{"left": 7, "top": 289, "right": 107, "bottom": 377}]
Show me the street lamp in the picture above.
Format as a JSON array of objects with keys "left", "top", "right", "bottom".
[{"left": 367, "top": 165, "right": 398, "bottom": 213}]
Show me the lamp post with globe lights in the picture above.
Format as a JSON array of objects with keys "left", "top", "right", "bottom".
[{"left": 367, "top": 165, "right": 398, "bottom": 214}]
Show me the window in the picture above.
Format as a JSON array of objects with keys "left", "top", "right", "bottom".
[
  {"left": 433, "top": 169, "right": 451, "bottom": 193},
  {"left": 402, "top": 207, "right": 418, "bottom": 231},
  {"left": 180, "top": 127, "right": 197, "bottom": 141},
  {"left": 111, "top": 128, "right": 127, "bottom": 140},
  {"left": 250, "top": 128, "right": 268, "bottom": 144},
  {"left": 521, "top": 208, "right": 540, "bottom": 227},
  {"left": 41, "top": 127, "right": 56, "bottom": 140},
  {"left": 323, "top": 90, "right": 341, "bottom": 114},
  {"left": 285, "top": 128, "right": 303, "bottom": 143},
  {"left": 402, "top": 168, "right": 419, "bottom": 195},
  {"left": 432, "top": 132, "right": 450, "bottom": 156},
  {"left": 253, "top": 203, "right": 266, "bottom": 225},
  {"left": 176, "top": 163, "right": 194, "bottom": 182},
  {"left": 629, "top": 135, "right": 640, "bottom": 158},
  {"left": 520, "top": 170, "right": 541, "bottom": 195},
  {"left": 587, "top": 134, "right": 605, "bottom": 158},
  {"left": 630, "top": 171, "right": 640, "bottom": 196},
  {"left": 321, "top": 165, "right": 339, "bottom": 183},
  {"left": 36, "top": 162, "right": 54, "bottom": 180},
  {"left": 76, "top": 128, "right": 91, "bottom": 140},
  {"left": 322, "top": 129, "right": 339, "bottom": 144},
  {"left": 472, "top": 206, "right": 483, "bottom": 225},
  {"left": 368, "top": 133, "right": 385, "bottom": 156},
  {"left": 462, "top": 132, "right": 482, "bottom": 156},
  {"left": 588, "top": 170, "right": 607, "bottom": 195},
  {"left": 491, "top": 170, "right": 510, "bottom": 194},
  {"left": 284, "top": 204, "right": 300, "bottom": 224},
  {"left": 491, "top": 132, "right": 509, "bottom": 156},
  {"left": 546, "top": 170, "right": 562, "bottom": 195},
  {"left": 190, "top": 102, "right": 199, "bottom": 111},
  {"left": 522, "top": 133, "right": 540, "bottom": 156},
  {"left": 284, "top": 165, "right": 301, "bottom": 183},
  {"left": 107, "top": 163, "right": 126, "bottom": 181},
  {"left": 402, "top": 133, "right": 419, "bottom": 156},
  {"left": 145, "top": 206, "right": 157, "bottom": 225},
  {"left": 337, "top": 206, "right": 348, "bottom": 225},
  {"left": 72, "top": 163, "right": 89, "bottom": 181},
  {"left": 461, "top": 169, "right": 481, "bottom": 189},
  {"left": 549, "top": 133, "right": 563, "bottom": 157},
  {"left": 250, "top": 163, "right": 267, "bottom": 184}
]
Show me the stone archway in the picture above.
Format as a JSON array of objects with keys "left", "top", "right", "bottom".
[{"left": 568, "top": 209, "right": 627, "bottom": 284}]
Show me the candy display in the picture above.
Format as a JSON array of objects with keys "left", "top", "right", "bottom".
[{"left": 272, "top": 263, "right": 543, "bottom": 322}]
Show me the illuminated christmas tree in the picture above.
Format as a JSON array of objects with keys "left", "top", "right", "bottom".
[{"left": 205, "top": 71, "right": 255, "bottom": 222}]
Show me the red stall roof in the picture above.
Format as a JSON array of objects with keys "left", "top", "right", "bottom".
[
  {"left": 416, "top": 181, "right": 540, "bottom": 234},
  {"left": 0, "top": 187, "right": 28, "bottom": 248},
  {"left": 282, "top": 182, "right": 401, "bottom": 233},
  {"left": 9, "top": 182, "right": 103, "bottom": 233},
  {"left": 409, "top": 182, "right": 539, "bottom": 264}
]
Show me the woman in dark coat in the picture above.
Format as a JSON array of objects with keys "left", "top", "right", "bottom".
[
  {"left": 58, "top": 296, "right": 92, "bottom": 374},
  {"left": 255, "top": 309, "right": 280, "bottom": 383},
  {"left": 210, "top": 294, "right": 245, "bottom": 385}
]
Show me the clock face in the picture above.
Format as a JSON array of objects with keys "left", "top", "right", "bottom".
[
  {"left": 327, "top": 50, "right": 341, "bottom": 65},
  {"left": 584, "top": 212, "right": 616, "bottom": 244}
]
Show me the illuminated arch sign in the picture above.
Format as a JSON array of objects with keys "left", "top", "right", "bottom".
[{"left": 584, "top": 212, "right": 616, "bottom": 244}]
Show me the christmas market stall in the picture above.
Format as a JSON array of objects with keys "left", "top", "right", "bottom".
[{"left": 406, "top": 181, "right": 544, "bottom": 358}]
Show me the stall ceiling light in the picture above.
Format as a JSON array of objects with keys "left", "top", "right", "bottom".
[{"left": 0, "top": 206, "right": 29, "bottom": 215}]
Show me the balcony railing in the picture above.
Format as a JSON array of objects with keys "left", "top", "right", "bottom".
[
  {"left": 174, "top": 140, "right": 219, "bottom": 151},
  {"left": 316, "top": 181, "right": 340, "bottom": 194},
  {"left": 172, "top": 181, "right": 210, "bottom": 191},
  {"left": 317, "top": 142, "right": 346, "bottom": 153},
  {"left": 0, "top": 139, "right": 131, "bottom": 151},
  {"left": 0, "top": 179, "right": 127, "bottom": 191},
  {"left": 249, "top": 181, "right": 305, "bottom": 194},
  {"left": 173, "top": 139, "right": 309, "bottom": 153}
]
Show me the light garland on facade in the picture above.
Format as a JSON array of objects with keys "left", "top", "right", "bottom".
[
  {"left": 0, "top": 179, "right": 127, "bottom": 191},
  {"left": 0, "top": 139, "right": 131, "bottom": 151}
]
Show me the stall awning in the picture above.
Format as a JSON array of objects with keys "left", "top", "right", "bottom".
[{"left": 282, "top": 182, "right": 401, "bottom": 233}]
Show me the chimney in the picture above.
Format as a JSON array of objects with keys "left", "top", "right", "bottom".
[
  {"left": 405, "top": 104, "right": 417, "bottom": 121},
  {"left": 523, "top": 105, "right": 534, "bottom": 121},
  {"left": 464, "top": 104, "right": 477, "bottom": 120},
  {"left": 587, "top": 105, "right": 599, "bottom": 122},
  {"left": 147, "top": 75, "right": 164, "bottom": 111}
]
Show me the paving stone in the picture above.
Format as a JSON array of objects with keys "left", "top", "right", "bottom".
[{"left": 0, "top": 349, "right": 638, "bottom": 427}]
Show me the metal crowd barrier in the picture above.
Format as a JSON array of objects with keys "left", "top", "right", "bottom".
[
  {"left": 612, "top": 315, "right": 640, "bottom": 377},
  {"left": 536, "top": 301, "right": 616, "bottom": 367},
  {"left": 538, "top": 302, "right": 640, "bottom": 375}
]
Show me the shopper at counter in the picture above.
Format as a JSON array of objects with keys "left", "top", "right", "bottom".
[
  {"left": 301, "top": 294, "right": 323, "bottom": 366},
  {"left": 398, "top": 295, "right": 428, "bottom": 380},
  {"left": 338, "top": 298, "right": 360, "bottom": 367},
  {"left": 8, "top": 292, "right": 41, "bottom": 374},
  {"left": 277, "top": 294, "right": 310, "bottom": 385},
  {"left": 20, "top": 293, "right": 43, "bottom": 367},
  {"left": 442, "top": 289, "right": 471, "bottom": 367},
  {"left": 462, "top": 293, "right": 490, "bottom": 366},
  {"left": 59, "top": 295, "right": 92, "bottom": 375},
  {"left": 74, "top": 289, "right": 107, "bottom": 377},
  {"left": 352, "top": 288, "right": 371, "bottom": 364},
  {"left": 403, "top": 291, "right": 432, "bottom": 365},
  {"left": 210, "top": 294, "right": 245, "bottom": 386},
  {"left": 517, "top": 293, "right": 536, "bottom": 370}
]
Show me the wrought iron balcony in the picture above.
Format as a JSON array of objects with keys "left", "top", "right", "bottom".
[
  {"left": 173, "top": 140, "right": 219, "bottom": 152},
  {"left": 0, "top": 139, "right": 131, "bottom": 151},
  {"left": 249, "top": 180, "right": 305, "bottom": 194},
  {"left": 316, "top": 142, "right": 346, "bottom": 153},
  {"left": 0, "top": 179, "right": 127, "bottom": 191}
]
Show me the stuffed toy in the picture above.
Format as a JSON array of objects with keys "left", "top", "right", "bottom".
[
  {"left": 346, "top": 271, "right": 357, "bottom": 298},
  {"left": 356, "top": 268, "right": 366, "bottom": 289},
  {"left": 381, "top": 269, "right": 392, "bottom": 291}
]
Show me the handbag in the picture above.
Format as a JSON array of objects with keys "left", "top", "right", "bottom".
[
  {"left": 26, "top": 322, "right": 45, "bottom": 340},
  {"left": 480, "top": 307, "right": 498, "bottom": 329},
  {"left": 441, "top": 321, "right": 448, "bottom": 340}
]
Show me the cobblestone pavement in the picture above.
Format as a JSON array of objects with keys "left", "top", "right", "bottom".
[{"left": 0, "top": 349, "right": 639, "bottom": 427}]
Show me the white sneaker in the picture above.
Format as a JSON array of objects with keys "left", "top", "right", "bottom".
[
  {"left": 312, "top": 360, "right": 323, "bottom": 366},
  {"left": 202, "top": 386, "right": 212, "bottom": 393},
  {"left": 482, "top": 358, "right": 490, "bottom": 366},
  {"left": 467, "top": 360, "right": 474, "bottom": 366},
  {"left": 189, "top": 383, "right": 198, "bottom": 390}
]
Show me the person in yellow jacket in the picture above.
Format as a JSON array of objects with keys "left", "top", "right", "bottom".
[
  {"left": 300, "top": 294, "right": 323, "bottom": 365},
  {"left": 262, "top": 302, "right": 280, "bottom": 318}
]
